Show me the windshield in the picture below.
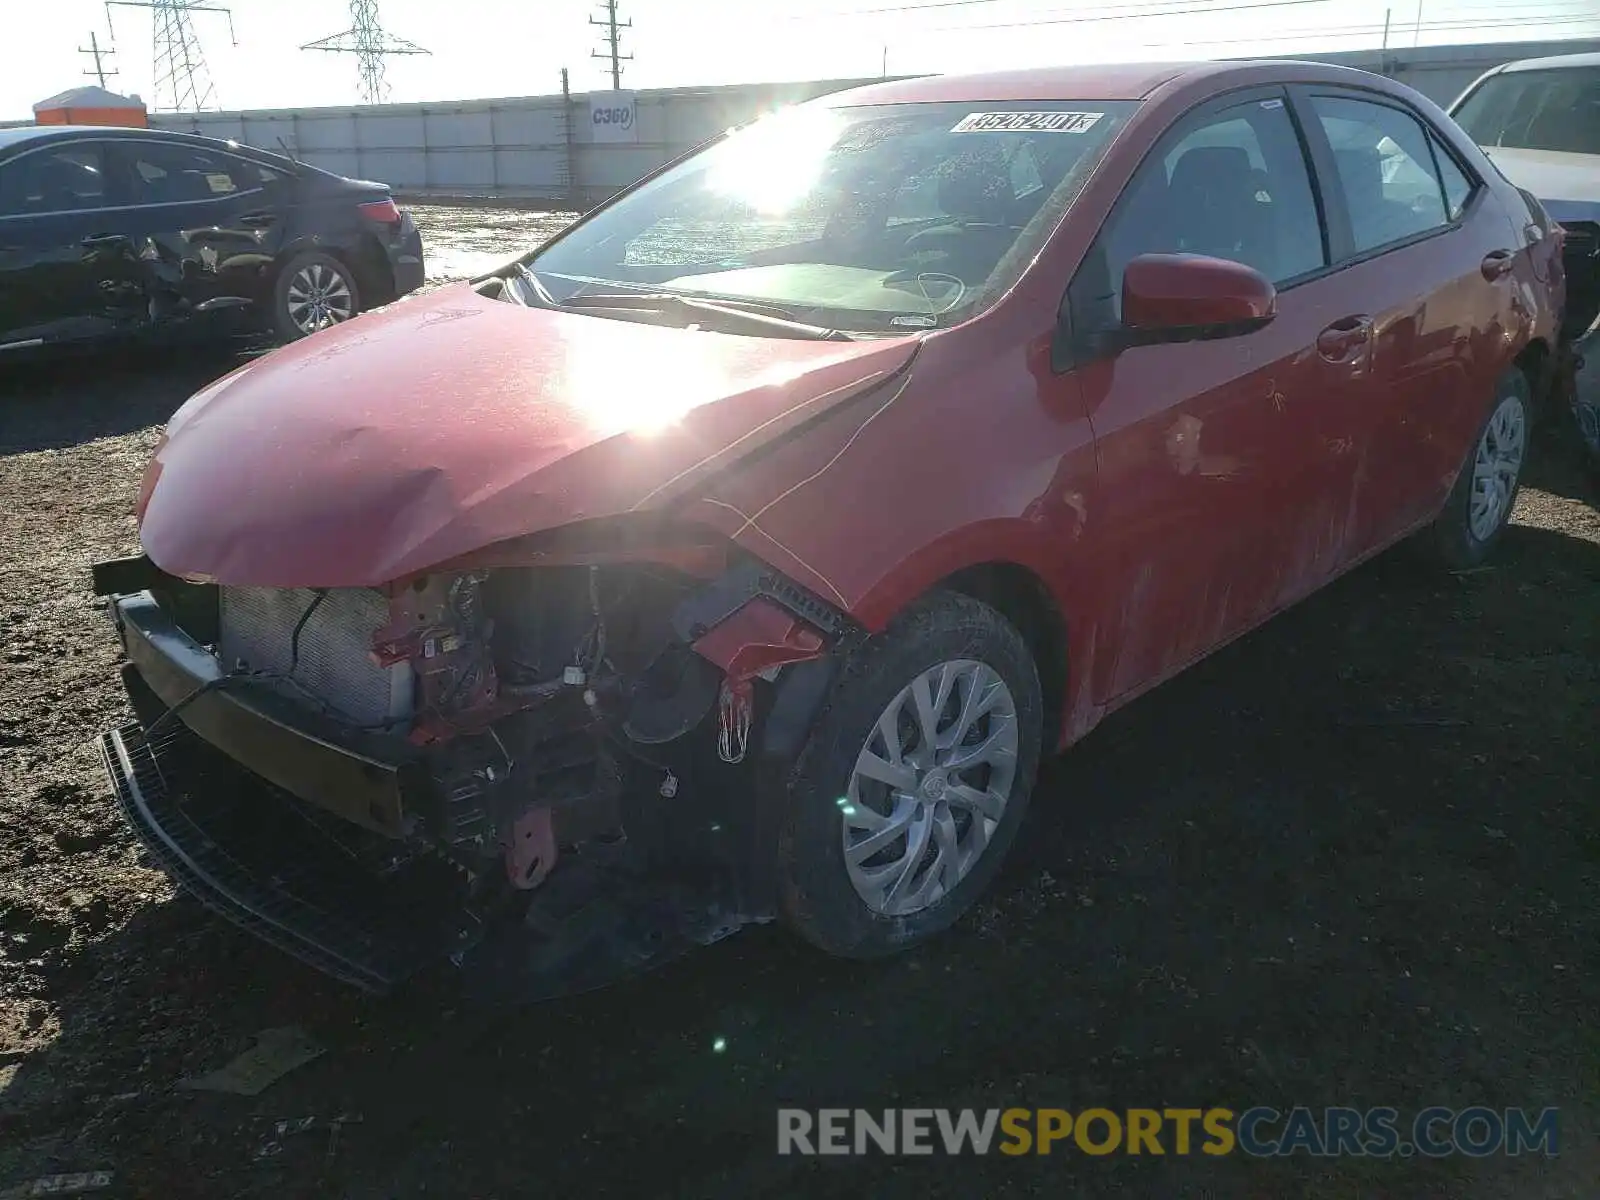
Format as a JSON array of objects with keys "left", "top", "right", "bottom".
[
  {"left": 1453, "top": 66, "right": 1600, "bottom": 155},
  {"left": 526, "top": 100, "right": 1136, "bottom": 333}
]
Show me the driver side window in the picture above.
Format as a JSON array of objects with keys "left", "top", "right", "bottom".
[{"left": 1074, "top": 96, "right": 1327, "bottom": 330}]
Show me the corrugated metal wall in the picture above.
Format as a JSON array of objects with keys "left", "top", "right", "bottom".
[
  {"left": 139, "top": 37, "right": 1600, "bottom": 203},
  {"left": 149, "top": 77, "right": 889, "bottom": 206}
]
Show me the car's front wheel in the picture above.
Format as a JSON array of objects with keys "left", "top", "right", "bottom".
[
  {"left": 272, "top": 251, "right": 362, "bottom": 342},
  {"left": 778, "top": 590, "right": 1043, "bottom": 958}
]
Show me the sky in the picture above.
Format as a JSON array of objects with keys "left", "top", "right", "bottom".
[{"left": 3, "top": 0, "right": 1598, "bottom": 119}]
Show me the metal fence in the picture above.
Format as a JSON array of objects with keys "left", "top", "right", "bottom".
[
  {"left": 149, "top": 77, "right": 890, "bottom": 208},
  {"left": 127, "top": 37, "right": 1600, "bottom": 204}
]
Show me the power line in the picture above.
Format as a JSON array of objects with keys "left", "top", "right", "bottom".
[
  {"left": 781, "top": 0, "right": 1323, "bottom": 21},
  {"left": 302, "top": 1, "right": 432, "bottom": 106},
  {"left": 935, "top": 0, "right": 1366, "bottom": 33},
  {"left": 1160, "top": 9, "right": 1599, "bottom": 48},
  {"left": 592, "top": 0, "right": 633, "bottom": 90},
  {"left": 913, "top": 0, "right": 1597, "bottom": 36},
  {"left": 79, "top": 30, "right": 118, "bottom": 88}
]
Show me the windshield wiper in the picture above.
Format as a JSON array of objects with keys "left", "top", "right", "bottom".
[{"left": 557, "top": 291, "right": 853, "bottom": 341}]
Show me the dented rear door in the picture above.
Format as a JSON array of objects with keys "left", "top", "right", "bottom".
[{"left": 108, "top": 138, "right": 286, "bottom": 316}]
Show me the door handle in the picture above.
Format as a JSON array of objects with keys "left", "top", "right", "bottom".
[
  {"left": 80, "top": 233, "right": 128, "bottom": 248},
  {"left": 238, "top": 212, "right": 278, "bottom": 228},
  {"left": 1316, "top": 315, "right": 1374, "bottom": 363},
  {"left": 1480, "top": 249, "right": 1517, "bottom": 280}
]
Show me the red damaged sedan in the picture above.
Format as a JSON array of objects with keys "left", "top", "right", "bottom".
[{"left": 94, "top": 59, "right": 1566, "bottom": 996}]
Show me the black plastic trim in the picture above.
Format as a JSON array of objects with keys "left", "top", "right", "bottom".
[
  {"left": 92, "top": 553, "right": 181, "bottom": 597},
  {"left": 101, "top": 722, "right": 453, "bottom": 993},
  {"left": 672, "top": 558, "right": 852, "bottom": 644}
]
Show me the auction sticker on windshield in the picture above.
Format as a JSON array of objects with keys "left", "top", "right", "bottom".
[{"left": 951, "top": 111, "right": 1104, "bottom": 134}]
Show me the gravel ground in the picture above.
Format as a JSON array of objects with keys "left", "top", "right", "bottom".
[{"left": 1, "top": 206, "right": 1597, "bottom": 1197}]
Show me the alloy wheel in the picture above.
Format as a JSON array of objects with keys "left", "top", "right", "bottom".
[
  {"left": 842, "top": 659, "right": 1019, "bottom": 917},
  {"left": 285, "top": 262, "right": 355, "bottom": 335},
  {"left": 1468, "top": 393, "right": 1527, "bottom": 542}
]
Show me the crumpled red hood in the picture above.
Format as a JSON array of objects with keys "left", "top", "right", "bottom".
[{"left": 138, "top": 283, "right": 918, "bottom": 587}]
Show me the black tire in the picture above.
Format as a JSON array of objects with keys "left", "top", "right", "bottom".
[
  {"left": 1426, "top": 368, "right": 1531, "bottom": 570},
  {"left": 777, "top": 590, "right": 1044, "bottom": 958},
  {"left": 271, "top": 251, "right": 362, "bottom": 342}
]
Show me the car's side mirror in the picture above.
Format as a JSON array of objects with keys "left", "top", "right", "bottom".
[{"left": 1121, "top": 252, "right": 1277, "bottom": 344}]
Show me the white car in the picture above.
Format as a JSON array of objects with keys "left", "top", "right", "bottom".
[{"left": 1451, "top": 51, "right": 1599, "bottom": 342}]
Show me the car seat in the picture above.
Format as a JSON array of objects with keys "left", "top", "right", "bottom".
[
  {"left": 1166, "top": 145, "right": 1274, "bottom": 276},
  {"left": 902, "top": 145, "right": 1021, "bottom": 285}
]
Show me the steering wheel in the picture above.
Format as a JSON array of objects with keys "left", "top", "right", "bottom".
[{"left": 881, "top": 269, "right": 968, "bottom": 314}]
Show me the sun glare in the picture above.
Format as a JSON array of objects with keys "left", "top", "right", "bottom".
[{"left": 704, "top": 107, "right": 845, "bottom": 215}]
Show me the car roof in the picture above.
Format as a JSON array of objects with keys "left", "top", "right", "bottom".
[
  {"left": 0, "top": 124, "right": 296, "bottom": 168},
  {"left": 1493, "top": 51, "right": 1600, "bottom": 73},
  {"left": 819, "top": 58, "right": 1396, "bottom": 106}
]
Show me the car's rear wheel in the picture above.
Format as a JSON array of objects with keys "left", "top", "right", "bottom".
[
  {"left": 777, "top": 590, "right": 1042, "bottom": 958},
  {"left": 273, "top": 251, "right": 361, "bottom": 341},
  {"left": 1427, "top": 368, "right": 1530, "bottom": 569}
]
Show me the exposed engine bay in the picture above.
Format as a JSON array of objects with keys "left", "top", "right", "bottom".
[{"left": 93, "top": 539, "right": 847, "bottom": 997}]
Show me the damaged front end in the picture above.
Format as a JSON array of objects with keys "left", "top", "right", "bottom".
[{"left": 93, "top": 530, "right": 850, "bottom": 998}]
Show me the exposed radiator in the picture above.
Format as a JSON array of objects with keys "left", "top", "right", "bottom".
[{"left": 218, "top": 587, "right": 414, "bottom": 727}]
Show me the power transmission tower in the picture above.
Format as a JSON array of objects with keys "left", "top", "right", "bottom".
[
  {"left": 591, "top": 0, "right": 632, "bottom": 90},
  {"left": 303, "top": 1, "right": 431, "bottom": 106},
  {"left": 80, "top": 31, "right": 118, "bottom": 88},
  {"left": 106, "top": 0, "right": 235, "bottom": 112}
]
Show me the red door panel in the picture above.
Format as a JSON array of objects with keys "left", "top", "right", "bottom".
[
  {"left": 1066, "top": 92, "right": 1365, "bottom": 706},
  {"left": 1299, "top": 92, "right": 1522, "bottom": 558},
  {"left": 1079, "top": 291, "right": 1365, "bottom": 702}
]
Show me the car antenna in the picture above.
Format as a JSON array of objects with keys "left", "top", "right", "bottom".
[{"left": 275, "top": 136, "right": 302, "bottom": 166}]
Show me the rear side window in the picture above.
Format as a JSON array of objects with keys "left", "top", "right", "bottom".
[
  {"left": 125, "top": 143, "right": 252, "bottom": 204},
  {"left": 1430, "top": 135, "right": 1474, "bottom": 221},
  {"left": 0, "top": 145, "right": 109, "bottom": 216},
  {"left": 1083, "top": 95, "right": 1326, "bottom": 323},
  {"left": 1311, "top": 96, "right": 1455, "bottom": 254}
]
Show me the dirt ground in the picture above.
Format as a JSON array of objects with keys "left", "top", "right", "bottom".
[{"left": 1, "top": 206, "right": 1598, "bottom": 1198}]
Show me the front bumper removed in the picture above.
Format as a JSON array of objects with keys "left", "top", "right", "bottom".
[
  {"left": 100, "top": 587, "right": 783, "bottom": 998},
  {"left": 102, "top": 713, "right": 749, "bottom": 997},
  {"left": 101, "top": 717, "right": 474, "bottom": 992}
]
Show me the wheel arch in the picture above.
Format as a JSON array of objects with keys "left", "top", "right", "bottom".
[
  {"left": 842, "top": 521, "right": 1085, "bottom": 752},
  {"left": 341, "top": 232, "right": 398, "bottom": 306},
  {"left": 1512, "top": 335, "right": 1556, "bottom": 422},
  {"left": 937, "top": 561, "right": 1070, "bottom": 749}
]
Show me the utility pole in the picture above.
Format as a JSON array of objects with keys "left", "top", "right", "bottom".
[
  {"left": 560, "top": 67, "right": 579, "bottom": 210},
  {"left": 591, "top": 0, "right": 631, "bottom": 91},
  {"left": 106, "top": 0, "right": 235, "bottom": 112},
  {"left": 80, "top": 30, "right": 118, "bottom": 88},
  {"left": 303, "top": 0, "right": 432, "bottom": 106}
]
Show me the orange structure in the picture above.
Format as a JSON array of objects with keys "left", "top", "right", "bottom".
[{"left": 32, "top": 86, "right": 148, "bottom": 128}]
